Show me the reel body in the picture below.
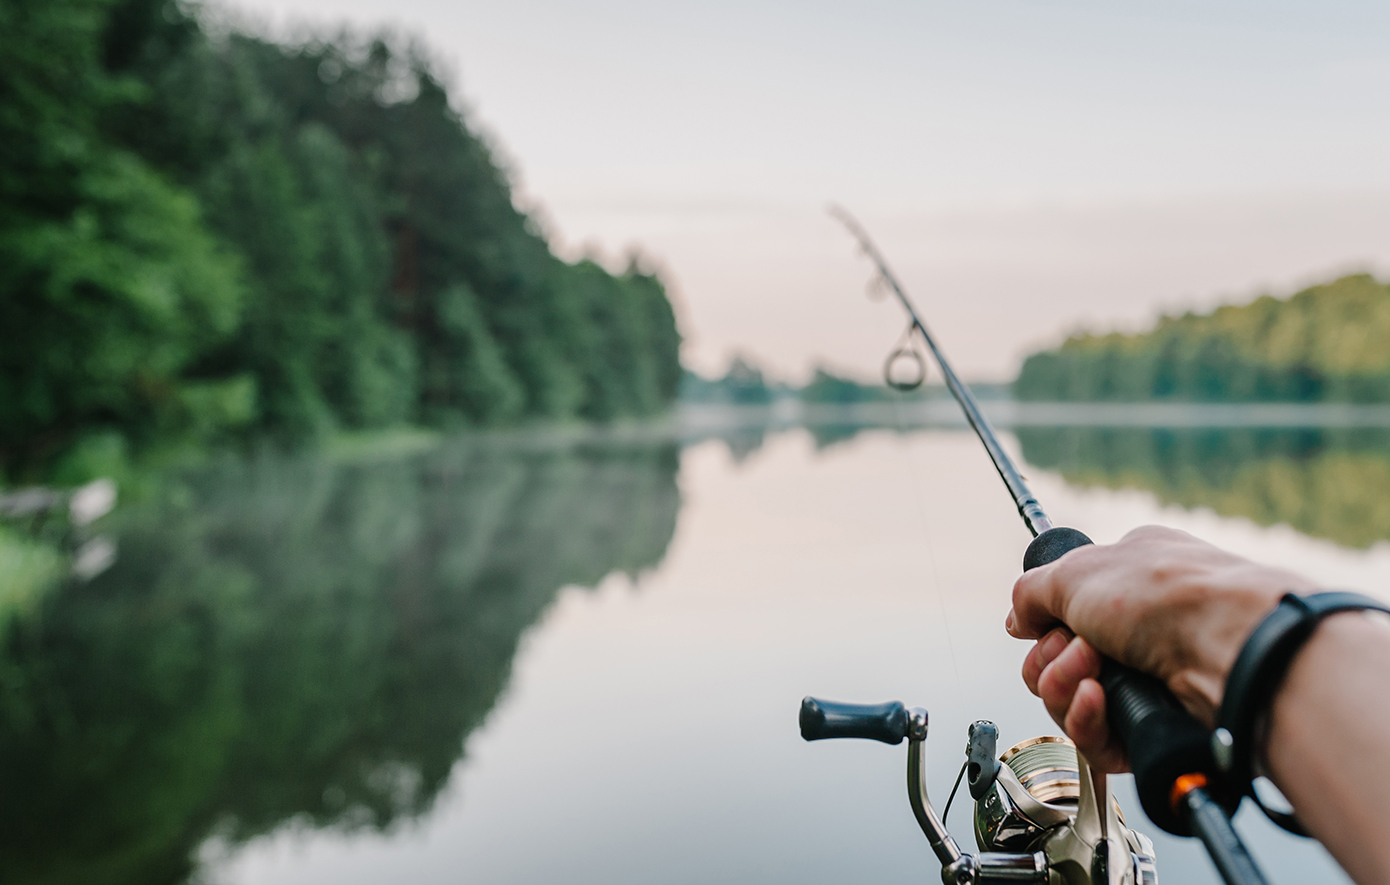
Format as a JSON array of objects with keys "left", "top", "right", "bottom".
[
  {"left": 801, "top": 697, "right": 1157, "bottom": 885},
  {"left": 978, "top": 735, "right": 1157, "bottom": 884}
]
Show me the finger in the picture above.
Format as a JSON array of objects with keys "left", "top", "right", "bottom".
[
  {"left": 1009, "top": 558, "right": 1074, "bottom": 639},
  {"left": 1064, "top": 678, "right": 1128, "bottom": 773},
  {"left": 1036, "top": 636, "right": 1102, "bottom": 727},
  {"left": 1021, "top": 626, "right": 1074, "bottom": 696}
]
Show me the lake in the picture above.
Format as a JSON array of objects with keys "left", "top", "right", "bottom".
[{"left": 6, "top": 411, "right": 1386, "bottom": 884}]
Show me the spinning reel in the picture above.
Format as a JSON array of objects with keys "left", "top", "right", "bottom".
[{"left": 800, "top": 697, "right": 1158, "bottom": 885}]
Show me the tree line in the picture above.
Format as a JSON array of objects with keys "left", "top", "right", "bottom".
[
  {"left": 1014, "top": 274, "right": 1390, "bottom": 402},
  {"left": 681, "top": 359, "right": 953, "bottom": 406},
  {"left": 0, "top": 0, "right": 682, "bottom": 480}
]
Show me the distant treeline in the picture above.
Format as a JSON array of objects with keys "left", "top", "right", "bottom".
[
  {"left": 680, "top": 357, "right": 785, "bottom": 406},
  {"left": 680, "top": 358, "right": 1007, "bottom": 406},
  {"left": 681, "top": 359, "right": 877, "bottom": 405},
  {"left": 1015, "top": 275, "right": 1390, "bottom": 403},
  {"left": 1, "top": 0, "right": 681, "bottom": 479}
]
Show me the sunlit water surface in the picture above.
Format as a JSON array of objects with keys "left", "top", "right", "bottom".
[{"left": 11, "top": 425, "right": 1385, "bottom": 884}]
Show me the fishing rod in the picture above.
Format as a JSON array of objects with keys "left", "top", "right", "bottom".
[
  {"left": 828, "top": 206, "right": 1050, "bottom": 539},
  {"left": 797, "top": 207, "right": 1268, "bottom": 885}
]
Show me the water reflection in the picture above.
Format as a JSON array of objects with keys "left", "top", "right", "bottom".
[
  {"left": 0, "top": 440, "right": 680, "bottom": 885},
  {"left": 1015, "top": 427, "right": 1390, "bottom": 549},
  {"left": 0, "top": 422, "right": 1369, "bottom": 885}
]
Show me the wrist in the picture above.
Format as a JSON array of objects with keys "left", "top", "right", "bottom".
[
  {"left": 1216, "top": 594, "right": 1390, "bottom": 814},
  {"left": 1265, "top": 609, "right": 1390, "bottom": 773},
  {"left": 1260, "top": 609, "right": 1390, "bottom": 881}
]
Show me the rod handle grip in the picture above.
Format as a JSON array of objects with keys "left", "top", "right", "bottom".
[
  {"left": 1098, "top": 660, "right": 1218, "bottom": 835},
  {"left": 1022, "top": 527, "right": 1218, "bottom": 836}
]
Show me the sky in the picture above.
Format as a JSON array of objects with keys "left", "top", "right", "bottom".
[{"left": 227, "top": 0, "right": 1390, "bottom": 381}]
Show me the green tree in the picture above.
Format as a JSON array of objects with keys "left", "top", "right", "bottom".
[
  {"left": 1014, "top": 275, "right": 1390, "bottom": 403},
  {"left": 0, "top": 0, "right": 246, "bottom": 476},
  {"left": 1, "top": 0, "right": 685, "bottom": 476}
]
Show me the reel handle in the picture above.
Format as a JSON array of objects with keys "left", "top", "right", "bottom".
[
  {"left": 1022, "top": 527, "right": 1220, "bottom": 836},
  {"left": 799, "top": 697, "right": 909, "bottom": 744}
]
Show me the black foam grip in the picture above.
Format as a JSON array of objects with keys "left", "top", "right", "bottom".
[
  {"left": 799, "top": 697, "right": 908, "bottom": 744},
  {"left": 1022, "top": 527, "right": 1221, "bottom": 836},
  {"left": 1023, "top": 526, "right": 1094, "bottom": 569},
  {"left": 1099, "top": 660, "right": 1215, "bottom": 835}
]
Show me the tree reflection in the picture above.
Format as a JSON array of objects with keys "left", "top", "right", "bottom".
[
  {"left": 1016, "top": 427, "right": 1390, "bottom": 549},
  {"left": 0, "top": 440, "right": 680, "bottom": 885}
]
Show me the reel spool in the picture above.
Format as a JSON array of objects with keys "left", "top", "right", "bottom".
[
  {"left": 975, "top": 736, "right": 1130, "bottom": 851},
  {"left": 1004, "top": 736, "right": 1084, "bottom": 803},
  {"left": 975, "top": 735, "right": 1157, "bottom": 884}
]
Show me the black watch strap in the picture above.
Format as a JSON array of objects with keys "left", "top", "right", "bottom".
[{"left": 1214, "top": 591, "right": 1390, "bottom": 832}]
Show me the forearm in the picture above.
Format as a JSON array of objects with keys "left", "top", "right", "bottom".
[{"left": 1265, "top": 611, "right": 1390, "bottom": 885}]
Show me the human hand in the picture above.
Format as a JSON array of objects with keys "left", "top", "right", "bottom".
[{"left": 1006, "top": 525, "right": 1313, "bottom": 772}]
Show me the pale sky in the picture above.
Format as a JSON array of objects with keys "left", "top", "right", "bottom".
[{"left": 229, "top": 0, "right": 1390, "bottom": 381}]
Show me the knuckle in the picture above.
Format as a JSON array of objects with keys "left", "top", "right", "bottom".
[
  {"left": 1073, "top": 638, "right": 1101, "bottom": 672},
  {"left": 1011, "top": 570, "right": 1038, "bottom": 605},
  {"left": 1123, "top": 524, "right": 1177, "bottom": 545},
  {"left": 1120, "top": 525, "right": 1157, "bottom": 543}
]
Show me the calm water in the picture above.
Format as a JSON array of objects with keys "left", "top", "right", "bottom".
[{"left": 7, "top": 422, "right": 1387, "bottom": 884}]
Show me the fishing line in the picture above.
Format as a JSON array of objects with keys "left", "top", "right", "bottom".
[{"left": 883, "top": 319, "right": 963, "bottom": 700}]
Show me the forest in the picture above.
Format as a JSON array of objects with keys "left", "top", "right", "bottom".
[
  {"left": 0, "top": 0, "right": 682, "bottom": 482},
  {"left": 1014, "top": 274, "right": 1390, "bottom": 402}
]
